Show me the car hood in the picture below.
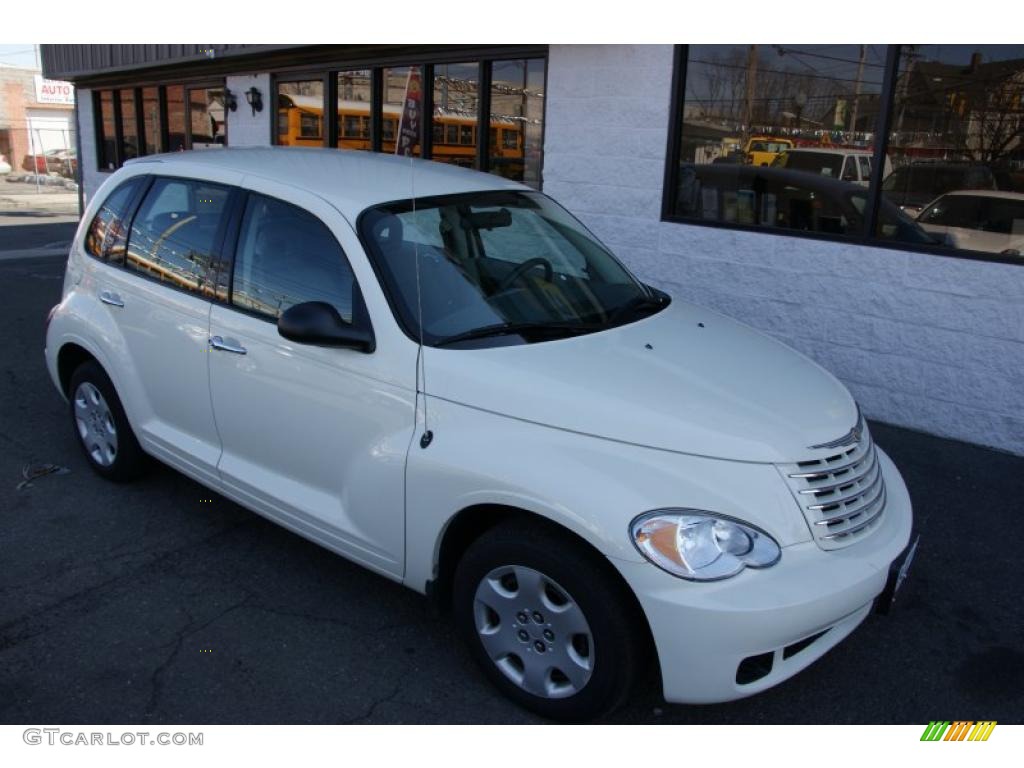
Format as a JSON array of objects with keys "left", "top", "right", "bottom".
[{"left": 424, "top": 297, "right": 858, "bottom": 463}]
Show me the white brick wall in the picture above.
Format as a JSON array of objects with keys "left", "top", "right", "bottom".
[
  {"left": 225, "top": 73, "right": 271, "bottom": 147},
  {"left": 544, "top": 45, "right": 1024, "bottom": 455}
]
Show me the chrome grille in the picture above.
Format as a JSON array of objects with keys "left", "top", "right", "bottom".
[{"left": 780, "top": 419, "right": 886, "bottom": 550}]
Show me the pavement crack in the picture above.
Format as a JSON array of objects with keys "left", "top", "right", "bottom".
[
  {"left": 338, "top": 683, "right": 403, "bottom": 724},
  {"left": 142, "top": 594, "right": 254, "bottom": 723}
]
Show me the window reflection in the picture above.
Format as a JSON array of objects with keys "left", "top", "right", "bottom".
[
  {"left": 142, "top": 87, "right": 161, "bottom": 155},
  {"left": 277, "top": 80, "right": 324, "bottom": 146},
  {"left": 673, "top": 45, "right": 886, "bottom": 238},
  {"left": 337, "top": 69, "right": 372, "bottom": 150},
  {"left": 383, "top": 66, "right": 422, "bottom": 157},
  {"left": 166, "top": 85, "right": 186, "bottom": 152},
  {"left": 85, "top": 178, "right": 144, "bottom": 265},
  {"left": 432, "top": 63, "right": 478, "bottom": 168},
  {"left": 126, "top": 178, "right": 231, "bottom": 297},
  {"left": 490, "top": 59, "right": 545, "bottom": 188},
  {"left": 189, "top": 87, "right": 227, "bottom": 148},
  {"left": 232, "top": 195, "right": 356, "bottom": 322},
  {"left": 120, "top": 89, "right": 139, "bottom": 161},
  {"left": 98, "top": 91, "right": 117, "bottom": 169},
  {"left": 881, "top": 45, "right": 1024, "bottom": 256}
]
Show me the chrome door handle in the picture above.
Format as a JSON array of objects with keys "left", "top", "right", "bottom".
[
  {"left": 209, "top": 336, "right": 247, "bottom": 355},
  {"left": 99, "top": 291, "right": 124, "bottom": 308}
]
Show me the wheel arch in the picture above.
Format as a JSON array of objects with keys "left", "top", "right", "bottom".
[
  {"left": 57, "top": 342, "right": 99, "bottom": 396},
  {"left": 428, "top": 503, "right": 658, "bottom": 668}
]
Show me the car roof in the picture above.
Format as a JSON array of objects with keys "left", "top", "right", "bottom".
[
  {"left": 124, "top": 147, "right": 529, "bottom": 221},
  {"left": 934, "top": 189, "right": 1024, "bottom": 201},
  {"left": 691, "top": 163, "right": 863, "bottom": 195}
]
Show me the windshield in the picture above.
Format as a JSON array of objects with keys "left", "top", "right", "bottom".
[{"left": 359, "top": 191, "right": 663, "bottom": 348}]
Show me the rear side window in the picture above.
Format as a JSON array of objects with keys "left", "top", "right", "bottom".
[
  {"left": 125, "top": 177, "right": 232, "bottom": 298},
  {"left": 84, "top": 177, "right": 145, "bottom": 264},
  {"left": 231, "top": 194, "right": 356, "bottom": 322}
]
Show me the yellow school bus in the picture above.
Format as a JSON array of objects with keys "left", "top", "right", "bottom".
[{"left": 277, "top": 94, "right": 523, "bottom": 176}]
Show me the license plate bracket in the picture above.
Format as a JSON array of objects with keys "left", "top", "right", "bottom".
[{"left": 875, "top": 533, "right": 919, "bottom": 615}]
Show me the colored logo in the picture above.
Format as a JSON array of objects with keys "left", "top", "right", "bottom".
[{"left": 920, "top": 721, "right": 997, "bottom": 741}]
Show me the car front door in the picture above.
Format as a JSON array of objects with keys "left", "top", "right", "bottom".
[{"left": 207, "top": 181, "right": 416, "bottom": 578}]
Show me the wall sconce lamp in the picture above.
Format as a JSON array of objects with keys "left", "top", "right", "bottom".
[
  {"left": 245, "top": 87, "right": 263, "bottom": 116},
  {"left": 224, "top": 88, "right": 238, "bottom": 112}
]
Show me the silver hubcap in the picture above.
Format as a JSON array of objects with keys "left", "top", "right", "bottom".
[
  {"left": 473, "top": 565, "right": 594, "bottom": 699},
  {"left": 74, "top": 382, "right": 118, "bottom": 467}
]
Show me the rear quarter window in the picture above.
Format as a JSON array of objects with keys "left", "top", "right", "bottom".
[{"left": 84, "top": 177, "right": 146, "bottom": 265}]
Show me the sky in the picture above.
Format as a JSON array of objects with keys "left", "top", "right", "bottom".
[{"left": 0, "top": 44, "right": 40, "bottom": 69}]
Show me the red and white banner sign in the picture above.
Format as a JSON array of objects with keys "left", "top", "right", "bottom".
[{"left": 395, "top": 67, "right": 422, "bottom": 156}]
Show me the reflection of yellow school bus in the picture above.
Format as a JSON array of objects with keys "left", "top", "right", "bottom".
[{"left": 277, "top": 94, "right": 524, "bottom": 175}]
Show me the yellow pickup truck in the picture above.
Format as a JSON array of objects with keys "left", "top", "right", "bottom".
[{"left": 744, "top": 137, "right": 794, "bottom": 166}]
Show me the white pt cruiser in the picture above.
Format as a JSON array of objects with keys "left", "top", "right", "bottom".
[{"left": 45, "top": 148, "right": 916, "bottom": 721}]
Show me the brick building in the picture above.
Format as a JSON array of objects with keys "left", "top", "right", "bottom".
[{"left": 0, "top": 63, "right": 75, "bottom": 172}]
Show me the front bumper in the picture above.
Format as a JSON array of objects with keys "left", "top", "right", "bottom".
[{"left": 612, "top": 447, "right": 913, "bottom": 704}]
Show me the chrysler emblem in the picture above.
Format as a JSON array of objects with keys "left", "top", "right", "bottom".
[{"left": 810, "top": 418, "right": 863, "bottom": 451}]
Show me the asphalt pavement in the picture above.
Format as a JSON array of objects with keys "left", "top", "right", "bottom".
[{"left": 0, "top": 228, "right": 1021, "bottom": 724}]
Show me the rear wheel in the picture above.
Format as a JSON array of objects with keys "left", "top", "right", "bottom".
[
  {"left": 453, "top": 520, "right": 643, "bottom": 721},
  {"left": 68, "top": 360, "right": 146, "bottom": 481}
]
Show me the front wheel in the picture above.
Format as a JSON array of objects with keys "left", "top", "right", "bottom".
[{"left": 453, "top": 520, "right": 644, "bottom": 721}]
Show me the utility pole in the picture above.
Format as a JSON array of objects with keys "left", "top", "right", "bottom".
[
  {"left": 743, "top": 45, "right": 758, "bottom": 136},
  {"left": 849, "top": 45, "right": 866, "bottom": 145}
]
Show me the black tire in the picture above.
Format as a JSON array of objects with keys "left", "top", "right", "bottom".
[
  {"left": 68, "top": 359, "right": 147, "bottom": 482},
  {"left": 453, "top": 519, "right": 643, "bottom": 721}
]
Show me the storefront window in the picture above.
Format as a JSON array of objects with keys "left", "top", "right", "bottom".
[
  {"left": 666, "top": 44, "right": 1024, "bottom": 262},
  {"left": 383, "top": 66, "right": 422, "bottom": 157},
  {"left": 337, "top": 69, "right": 371, "bottom": 149},
  {"left": 432, "top": 62, "right": 478, "bottom": 168},
  {"left": 277, "top": 80, "right": 324, "bottom": 146},
  {"left": 189, "top": 87, "right": 227, "bottom": 149},
  {"left": 879, "top": 45, "right": 1024, "bottom": 257},
  {"left": 166, "top": 85, "right": 186, "bottom": 152},
  {"left": 490, "top": 59, "right": 545, "bottom": 188},
  {"left": 668, "top": 45, "right": 888, "bottom": 239},
  {"left": 97, "top": 90, "right": 117, "bottom": 170},
  {"left": 141, "top": 87, "right": 162, "bottom": 155},
  {"left": 119, "top": 88, "right": 139, "bottom": 161}
]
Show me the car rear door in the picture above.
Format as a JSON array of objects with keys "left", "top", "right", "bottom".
[
  {"left": 206, "top": 179, "right": 415, "bottom": 579},
  {"left": 97, "top": 170, "right": 241, "bottom": 484}
]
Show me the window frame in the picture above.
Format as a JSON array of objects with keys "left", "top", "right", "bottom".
[
  {"left": 225, "top": 190, "right": 368, "bottom": 328},
  {"left": 94, "top": 79, "right": 226, "bottom": 172},
  {"left": 661, "top": 44, "right": 1024, "bottom": 267}
]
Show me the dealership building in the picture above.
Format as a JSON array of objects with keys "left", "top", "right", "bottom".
[{"left": 40, "top": 44, "right": 1024, "bottom": 455}]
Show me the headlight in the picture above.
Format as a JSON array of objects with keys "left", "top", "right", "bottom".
[{"left": 630, "top": 510, "right": 781, "bottom": 581}]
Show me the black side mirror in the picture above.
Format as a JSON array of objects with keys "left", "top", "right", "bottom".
[{"left": 278, "top": 301, "right": 375, "bottom": 353}]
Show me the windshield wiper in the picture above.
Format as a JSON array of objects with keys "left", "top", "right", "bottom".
[
  {"left": 606, "top": 293, "right": 668, "bottom": 325},
  {"left": 434, "top": 320, "right": 602, "bottom": 348}
]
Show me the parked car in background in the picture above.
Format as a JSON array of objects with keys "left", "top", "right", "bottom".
[
  {"left": 881, "top": 161, "right": 996, "bottom": 215},
  {"left": 0, "top": 153, "right": 12, "bottom": 175},
  {"left": 744, "top": 136, "right": 794, "bottom": 166},
  {"left": 771, "top": 148, "right": 891, "bottom": 186},
  {"left": 46, "top": 148, "right": 917, "bottom": 721},
  {"left": 676, "top": 163, "right": 936, "bottom": 244},
  {"left": 21, "top": 148, "right": 77, "bottom": 178},
  {"left": 916, "top": 190, "right": 1024, "bottom": 256}
]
